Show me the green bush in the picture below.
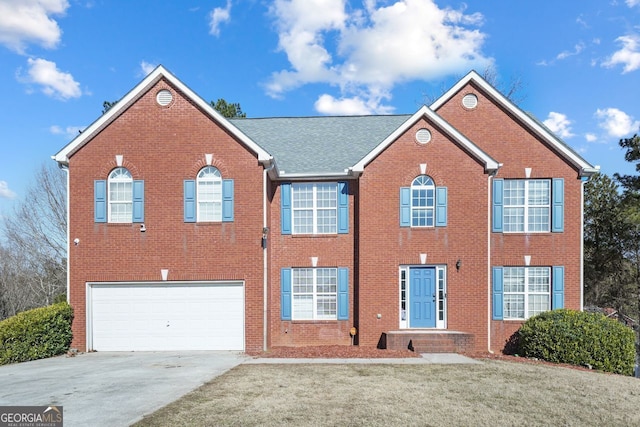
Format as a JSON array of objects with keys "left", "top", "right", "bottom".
[
  {"left": 0, "top": 302, "right": 73, "bottom": 365},
  {"left": 517, "top": 309, "right": 635, "bottom": 375}
]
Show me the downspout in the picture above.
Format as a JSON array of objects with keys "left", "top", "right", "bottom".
[
  {"left": 580, "top": 178, "right": 586, "bottom": 311},
  {"left": 263, "top": 162, "right": 275, "bottom": 352},
  {"left": 487, "top": 173, "right": 493, "bottom": 353},
  {"left": 56, "top": 161, "right": 70, "bottom": 303}
]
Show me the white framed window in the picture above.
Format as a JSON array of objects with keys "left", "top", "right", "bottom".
[
  {"left": 292, "top": 268, "right": 337, "bottom": 320},
  {"left": 292, "top": 183, "right": 337, "bottom": 234},
  {"left": 503, "top": 180, "right": 550, "bottom": 232},
  {"left": 503, "top": 267, "right": 550, "bottom": 320},
  {"left": 108, "top": 167, "right": 133, "bottom": 223},
  {"left": 411, "top": 175, "right": 435, "bottom": 227},
  {"left": 197, "top": 166, "right": 222, "bottom": 222}
]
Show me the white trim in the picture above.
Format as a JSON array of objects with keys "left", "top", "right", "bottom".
[
  {"left": 352, "top": 105, "right": 500, "bottom": 174},
  {"left": 53, "top": 65, "right": 272, "bottom": 165},
  {"left": 580, "top": 180, "right": 586, "bottom": 311},
  {"left": 399, "top": 265, "right": 447, "bottom": 330},
  {"left": 430, "top": 70, "right": 596, "bottom": 176}
]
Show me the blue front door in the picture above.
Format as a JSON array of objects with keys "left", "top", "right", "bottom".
[{"left": 409, "top": 267, "right": 436, "bottom": 328}]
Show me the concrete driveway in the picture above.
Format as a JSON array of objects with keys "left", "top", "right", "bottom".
[{"left": 0, "top": 351, "right": 247, "bottom": 426}]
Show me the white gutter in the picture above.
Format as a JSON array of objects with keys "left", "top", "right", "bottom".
[
  {"left": 580, "top": 179, "right": 586, "bottom": 311},
  {"left": 487, "top": 173, "right": 493, "bottom": 353},
  {"left": 263, "top": 162, "right": 275, "bottom": 351}
]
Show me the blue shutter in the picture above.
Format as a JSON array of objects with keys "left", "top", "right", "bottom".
[
  {"left": 184, "top": 180, "right": 196, "bottom": 223},
  {"left": 492, "top": 179, "right": 504, "bottom": 232},
  {"left": 337, "top": 267, "right": 349, "bottom": 320},
  {"left": 281, "top": 268, "right": 292, "bottom": 321},
  {"left": 281, "top": 183, "right": 292, "bottom": 235},
  {"left": 338, "top": 181, "right": 349, "bottom": 234},
  {"left": 94, "top": 180, "right": 107, "bottom": 223},
  {"left": 222, "top": 179, "right": 234, "bottom": 222},
  {"left": 400, "top": 187, "right": 411, "bottom": 227},
  {"left": 552, "top": 266, "right": 564, "bottom": 309},
  {"left": 492, "top": 267, "right": 504, "bottom": 320},
  {"left": 435, "top": 187, "right": 447, "bottom": 227},
  {"left": 552, "top": 178, "right": 564, "bottom": 232},
  {"left": 132, "top": 180, "right": 144, "bottom": 223}
]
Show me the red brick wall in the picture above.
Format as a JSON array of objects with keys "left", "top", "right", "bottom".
[
  {"left": 267, "top": 181, "right": 355, "bottom": 347},
  {"left": 436, "top": 82, "right": 584, "bottom": 352},
  {"left": 67, "top": 78, "right": 265, "bottom": 352},
  {"left": 357, "top": 117, "right": 491, "bottom": 350}
]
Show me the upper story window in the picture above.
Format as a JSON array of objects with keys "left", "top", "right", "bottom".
[
  {"left": 293, "top": 183, "right": 337, "bottom": 234},
  {"left": 280, "top": 182, "right": 349, "bottom": 235},
  {"left": 108, "top": 167, "right": 133, "bottom": 223},
  {"left": 94, "top": 168, "right": 144, "bottom": 224},
  {"left": 184, "top": 169, "right": 234, "bottom": 223},
  {"left": 504, "top": 180, "right": 549, "bottom": 232},
  {"left": 493, "top": 178, "right": 564, "bottom": 233},
  {"left": 411, "top": 175, "right": 435, "bottom": 227},
  {"left": 400, "top": 175, "right": 447, "bottom": 228},
  {"left": 197, "top": 166, "right": 222, "bottom": 222}
]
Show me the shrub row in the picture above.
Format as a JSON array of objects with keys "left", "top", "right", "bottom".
[
  {"left": 517, "top": 309, "right": 635, "bottom": 376},
  {"left": 0, "top": 302, "right": 73, "bottom": 365}
]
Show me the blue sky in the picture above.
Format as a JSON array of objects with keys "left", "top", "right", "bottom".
[{"left": 1, "top": 0, "right": 640, "bottom": 216}]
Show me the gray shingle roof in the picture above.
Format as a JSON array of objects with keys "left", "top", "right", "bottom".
[{"left": 230, "top": 115, "right": 411, "bottom": 176}]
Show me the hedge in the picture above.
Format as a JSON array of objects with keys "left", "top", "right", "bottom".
[
  {"left": 517, "top": 309, "right": 635, "bottom": 375},
  {"left": 0, "top": 302, "right": 73, "bottom": 365}
]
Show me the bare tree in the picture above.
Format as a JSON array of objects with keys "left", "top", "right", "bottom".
[{"left": 0, "top": 162, "right": 67, "bottom": 318}]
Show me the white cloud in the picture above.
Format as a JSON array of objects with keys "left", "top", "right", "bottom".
[
  {"left": 19, "top": 58, "right": 82, "bottom": 100},
  {"left": 543, "top": 112, "right": 574, "bottom": 139},
  {"left": 50, "top": 124, "right": 84, "bottom": 138},
  {"left": 0, "top": 0, "right": 69, "bottom": 54},
  {"left": 266, "top": 0, "right": 491, "bottom": 114},
  {"left": 209, "top": 0, "right": 232, "bottom": 36},
  {"left": 556, "top": 42, "right": 585, "bottom": 60},
  {"left": 595, "top": 108, "right": 640, "bottom": 138},
  {"left": 315, "top": 93, "right": 394, "bottom": 115},
  {"left": 139, "top": 60, "right": 156, "bottom": 76},
  {"left": 585, "top": 133, "right": 597, "bottom": 142},
  {"left": 0, "top": 180, "right": 16, "bottom": 199},
  {"left": 626, "top": 0, "right": 640, "bottom": 7},
  {"left": 602, "top": 35, "right": 640, "bottom": 73}
]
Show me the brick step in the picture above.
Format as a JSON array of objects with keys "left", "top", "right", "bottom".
[{"left": 409, "top": 339, "right": 456, "bottom": 353}]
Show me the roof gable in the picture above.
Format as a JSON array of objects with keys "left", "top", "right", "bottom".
[
  {"left": 352, "top": 106, "right": 500, "bottom": 174},
  {"left": 430, "top": 70, "right": 597, "bottom": 176},
  {"left": 52, "top": 65, "right": 272, "bottom": 165}
]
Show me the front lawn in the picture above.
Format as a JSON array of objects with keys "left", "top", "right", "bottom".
[{"left": 134, "top": 360, "right": 640, "bottom": 426}]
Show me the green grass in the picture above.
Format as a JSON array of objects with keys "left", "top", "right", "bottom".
[{"left": 134, "top": 360, "right": 640, "bottom": 426}]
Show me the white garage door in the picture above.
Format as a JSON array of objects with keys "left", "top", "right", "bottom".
[{"left": 88, "top": 282, "right": 244, "bottom": 351}]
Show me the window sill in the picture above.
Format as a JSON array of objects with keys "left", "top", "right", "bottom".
[
  {"left": 291, "top": 234, "right": 339, "bottom": 238},
  {"left": 289, "top": 319, "right": 340, "bottom": 324}
]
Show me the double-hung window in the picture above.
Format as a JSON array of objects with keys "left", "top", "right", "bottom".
[
  {"left": 292, "top": 183, "right": 337, "bottom": 234},
  {"left": 411, "top": 175, "right": 435, "bottom": 227},
  {"left": 503, "top": 267, "right": 550, "bottom": 319},
  {"left": 494, "top": 178, "right": 563, "bottom": 233},
  {"left": 94, "top": 167, "right": 144, "bottom": 224},
  {"left": 108, "top": 167, "right": 133, "bottom": 223},
  {"left": 292, "top": 268, "right": 337, "bottom": 320},
  {"left": 197, "top": 166, "right": 222, "bottom": 222},
  {"left": 503, "top": 180, "right": 550, "bottom": 232}
]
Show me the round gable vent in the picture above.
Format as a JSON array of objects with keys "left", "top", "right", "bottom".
[
  {"left": 462, "top": 93, "right": 478, "bottom": 109},
  {"left": 415, "top": 128, "right": 432, "bottom": 145},
  {"left": 156, "top": 89, "right": 173, "bottom": 106}
]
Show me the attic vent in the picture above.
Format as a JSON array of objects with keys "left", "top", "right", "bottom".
[
  {"left": 415, "top": 128, "right": 432, "bottom": 145},
  {"left": 462, "top": 93, "right": 478, "bottom": 109},
  {"left": 156, "top": 89, "right": 173, "bottom": 106}
]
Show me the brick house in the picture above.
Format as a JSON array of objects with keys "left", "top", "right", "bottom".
[{"left": 53, "top": 66, "right": 597, "bottom": 354}]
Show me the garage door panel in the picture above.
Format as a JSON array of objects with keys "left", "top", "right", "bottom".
[{"left": 89, "top": 283, "right": 244, "bottom": 351}]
